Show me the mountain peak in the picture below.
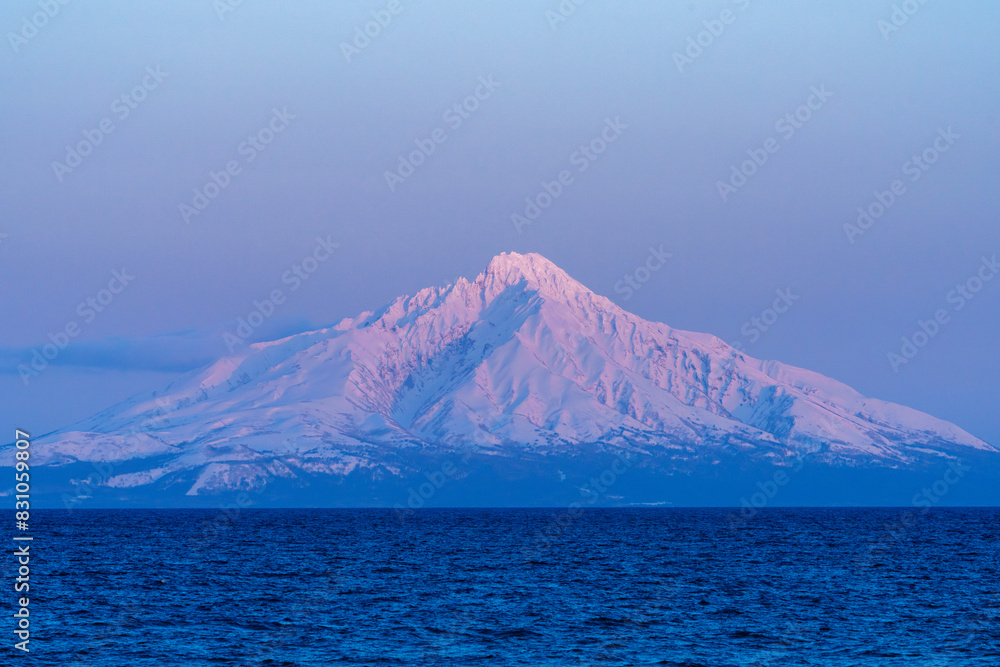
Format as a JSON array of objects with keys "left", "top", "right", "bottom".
[
  {"left": 26, "top": 250, "right": 997, "bottom": 505},
  {"left": 481, "top": 252, "right": 587, "bottom": 300},
  {"left": 485, "top": 251, "right": 557, "bottom": 279}
]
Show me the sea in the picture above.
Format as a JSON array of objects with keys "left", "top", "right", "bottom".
[{"left": 7, "top": 508, "right": 999, "bottom": 666}]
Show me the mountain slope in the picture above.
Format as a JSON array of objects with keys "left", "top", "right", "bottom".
[{"left": 19, "top": 252, "right": 997, "bottom": 505}]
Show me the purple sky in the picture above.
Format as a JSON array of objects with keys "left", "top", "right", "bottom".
[{"left": 1, "top": 0, "right": 998, "bottom": 446}]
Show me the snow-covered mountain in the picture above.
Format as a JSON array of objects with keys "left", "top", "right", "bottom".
[{"left": 21, "top": 252, "right": 999, "bottom": 506}]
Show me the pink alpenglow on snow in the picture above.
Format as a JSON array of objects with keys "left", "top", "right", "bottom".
[{"left": 28, "top": 252, "right": 996, "bottom": 499}]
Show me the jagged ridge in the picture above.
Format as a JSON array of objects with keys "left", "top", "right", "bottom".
[{"left": 27, "top": 252, "right": 996, "bottom": 497}]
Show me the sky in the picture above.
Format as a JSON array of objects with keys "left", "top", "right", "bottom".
[{"left": 1, "top": 0, "right": 998, "bottom": 446}]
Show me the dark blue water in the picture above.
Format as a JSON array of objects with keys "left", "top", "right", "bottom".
[{"left": 6, "top": 508, "right": 999, "bottom": 665}]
